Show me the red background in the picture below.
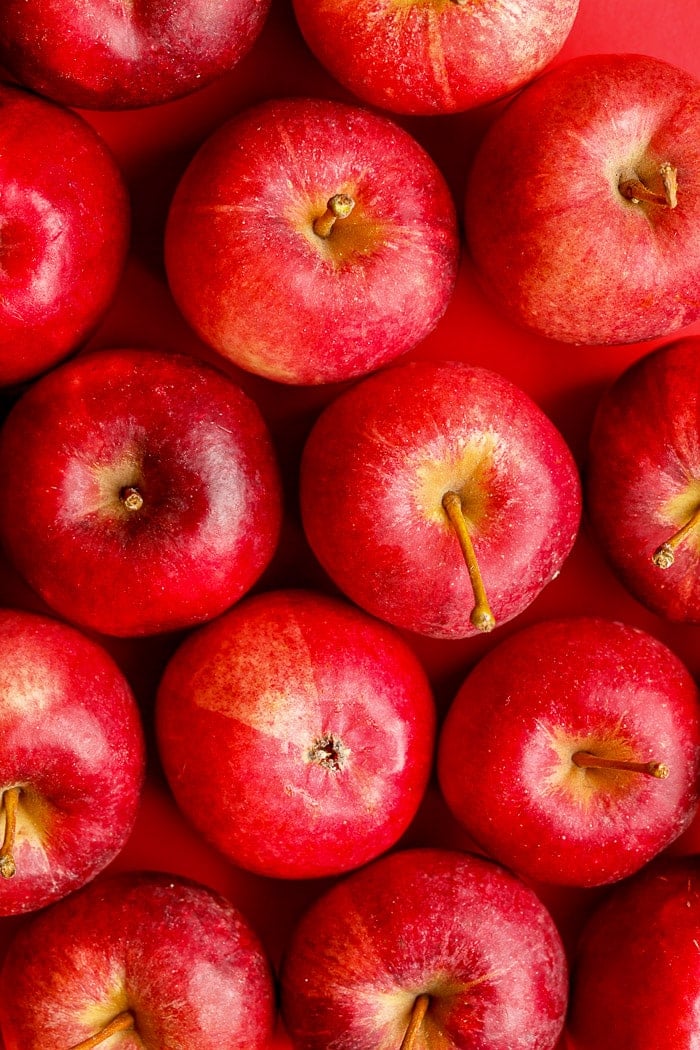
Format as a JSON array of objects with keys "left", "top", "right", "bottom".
[{"left": 1, "top": 0, "right": 700, "bottom": 1045}]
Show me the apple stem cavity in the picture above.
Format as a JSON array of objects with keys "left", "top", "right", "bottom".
[
  {"left": 652, "top": 504, "right": 700, "bottom": 568},
  {"left": 120, "top": 485, "right": 144, "bottom": 512},
  {"left": 307, "top": 732, "right": 349, "bottom": 772},
  {"left": 400, "top": 994, "right": 431, "bottom": 1050},
  {"left": 572, "top": 751, "right": 669, "bottom": 779},
  {"left": 618, "top": 162, "right": 678, "bottom": 208},
  {"left": 312, "top": 193, "right": 355, "bottom": 238},
  {"left": 0, "top": 785, "right": 20, "bottom": 879},
  {"left": 442, "top": 490, "right": 496, "bottom": 632},
  {"left": 68, "top": 1011, "right": 135, "bottom": 1050}
]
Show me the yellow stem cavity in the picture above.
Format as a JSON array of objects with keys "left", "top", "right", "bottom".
[
  {"left": 619, "top": 162, "right": 678, "bottom": 208},
  {"left": 442, "top": 490, "right": 495, "bottom": 632},
  {"left": 312, "top": 194, "right": 355, "bottom": 238},
  {"left": 0, "top": 786, "right": 20, "bottom": 879},
  {"left": 400, "top": 994, "right": 430, "bottom": 1050},
  {"left": 652, "top": 504, "right": 700, "bottom": 568},
  {"left": 69, "top": 1013, "right": 135, "bottom": 1050},
  {"left": 572, "top": 751, "right": 669, "bottom": 779}
]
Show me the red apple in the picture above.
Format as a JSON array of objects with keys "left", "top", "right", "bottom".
[
  {"left": 0, "top": 610, "right": 144, "bottom": 917},
  {"left": 0, "top": 0, "right": 271, "bottom": 109},
  {"left": 300, "top": 360, "right": 581, "bottom": 639},
  {"left": 0, "top": 348, "right": 282, "bottom": 637},
  {"left": 293, "top": 0, "right": 578, "bottom": 115},
  {"left": 165, "top": 97, "right": 459, "bottom": 385},
  {"left": 156, "top": 589, "right": 435, "bottom": 879},
  {"left": 0, "top": 83, "right": 128, "bottom": 386},
  {"left": 0, "top": 871, "right": 275, "bottom": 1048},
  {"left": 465, "top": 54, "right": 700, "bottom": 345},
  {"left": 280, "top": 847, "right": 568, "bottom": 1049},
  {"left": 437, "top": 617, "right": 700, "bottom": 887},
  {"left": 587, "top": 337, "right": 700, "bottom": 620}
]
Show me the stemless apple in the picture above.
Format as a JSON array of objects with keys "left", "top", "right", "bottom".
[
  {"left": 466, "top": 54, "right": 700, "bottom": 345},
  {"left": 587, "top": 338, "right": 700, "bottom": 620},
  {"left": 0, "top": 348, "right": 282, "bottom": 637},
  {"left": 0, "top": 83, "right": 128, "bottom": 386},
  {"left": 165, "top": 97, "right": 459, "bottom": 385},
  {"left": 156, "top": 589, "right": 435, "bottom": 879},
  {"left": 0, "top": 872, "right": 276, "bottom": 1049},
  {"left": 0, "top": 610, "right": 144, "bottom": 917},
  {"left": 300, "top": 360, "right": 581, "bottom": 639},
  {"left": 438, "top": 618, "right": 700, "bottom": 887}
]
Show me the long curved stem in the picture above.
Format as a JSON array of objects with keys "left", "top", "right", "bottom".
[
  {"left": 400, "top": 995, "right": 430, "bottom": 1050},
  {"left": 442, "top": 490, "right": 495, "bottom": 632},
  {"left": 652, "top": 504, "right": 700, "bottom": 568},
  {"left": 0, "top": 786, "right": 20, "bottom": 879},
  {"left": 69, "top": 1012, "right": 135, "bottom": 1050}
]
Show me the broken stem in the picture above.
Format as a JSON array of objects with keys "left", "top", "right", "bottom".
[{"left": 312, "top": 193, "right": 355, "bottom": 238}]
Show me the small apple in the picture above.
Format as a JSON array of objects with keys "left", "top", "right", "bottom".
[
  {"left": 0, "top": 347, "right": 282, "bottom": 637},
  {"left": 465, "top": 54, "right": 700, "bottom": 345},
  {"left": 156, "top": 589, "right": 435, "bottom": 879},
  {"left": 587, "top": 337, "right": 700, "bottom": 620},
  {"left": 0, "top": 83, "right": 128, "bottom": 386},
  {"left": 300, "top": 360, "right": 581, "bottom": 639},
  {"left": 165, "top": 97, "right": 459, "bottom": 385},
  {"left": 280, "top": 847, "right": 568, "bottom": 1049},
  {"left": 0, "top": 0, "right": 271, "bottom": 108},
  {"left": 0, "top": 871, "right": 276, "bottom": 1048},
  {"left": 437, "top": 617, "right": 700, "bottom": 887},
  {"left": 0, "top": 609, "right": 144, "bottom": 917}
]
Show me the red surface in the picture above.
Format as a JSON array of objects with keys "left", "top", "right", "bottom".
[{"left": 1, "top": 0, "right": 700, "bottom": 1045}]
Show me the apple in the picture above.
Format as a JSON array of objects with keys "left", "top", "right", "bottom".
[
  {"left": 567, "top": 856, "right": 700, "bottom": 1048},
  {"left": 0, "top": 609, "right": 144, "bottom": 917},
  {"left": 165, "top": 97, "right": 460, "bottom": 385},
  {"left": 300, "top": 360, "right": 581, "bottom": 639},
  {"left": 292, "top": 0, "right": 579, "bottom": 115},
  {"left": 156, "top": 589, "right": 436, "bottom": 879},
  {"left": 0, "top": 0, "right": 271, "bottom": 109},
  {"left": 587, "top": 337, "right": 700, "bottom": 620},
  {"left": 437, "top": 617, "right": 700, "bottom": 887},
  {"left": 280, "top": 847, "right": 568, "bottom": 1049},
  {"left": 0, "top": 83, "right": 128, "bottom": 386},
  {"left": 465, "top": 54, "right": 700, "bottom": 345},
  {"left": 0, "top": 347, "right": 282, "bottom": 637},
  {"left": 0, "top": 870, "right": 276, "bottom": 1048}
]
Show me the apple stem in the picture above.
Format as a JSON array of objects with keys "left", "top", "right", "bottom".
[
  {"left": 618, "top": 162, "right": 678, "bottom": 208},
  {"left": 572, "top": 751, "right": 669, "bottom": 779},
  {"left": 400, "top": 994, "right": 430, "bottom": 1050},
  {"left": 442, "top": 490, "right": 495, "bottom": 632},
  {"left": 652, "top": 504, "right": 700, "bottom": 568},
  {"left": 312, "top": 194, "right": 355, "bottom": 238},
  {"left": 0, "top": 786, "right": 20, "bottom": 879},
  {"left": 68, "top": 1012, "right": 135, "bottom": 1050},
  {"left": 120, "top": 485, "right": 144, "bottom": 512}
]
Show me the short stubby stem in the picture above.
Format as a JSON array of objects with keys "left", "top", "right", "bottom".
[
  {"left": 120, "top": 485, "right": 144, "bottom": 512},
  {"left": 442, "top": 490, "right": 495, "bottom": 632},
  {"left": 0, "top": 786, "right": 21, "bottom": 879},
  {"left": 652, "top": 504, "right": 700, "bottom": 568},
  {"left": 572, "top": 751, "right": 669, "bottom": 779},
  {"left": 619, "top": 161, "right": 678, "bottom": 208},
  {"left": 312, "top": 193, "right": 355, "bottom": 238},
  {"left": 400, "top": 994, "right": 430, "bottom": 1050},
  {"left": 69, "top": 1012, "right": 135, "bottom": 1050}
]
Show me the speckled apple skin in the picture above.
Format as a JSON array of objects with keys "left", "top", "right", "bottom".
[
  {"left": 165, "top": 98, "right": 459, "bottom": 385},
  {"left": 438, "top": 618, "right": 700, "bottom": 887},
  {"left": 0, "top": 872, "right": 275, "bottom": 1049},
  {"left": 466, "top": 54, "right": 700, "bottom": 345},
  {"left": 293, "top": 0, "right": 578, "bottom": 115},
  {"left": 0, "top": 348, "right": 282, "bottom": 637},
  {"left": 0, "top": 610, "right": 144, "bottom": 916},
  {"left": 300, "top": 360, "right": 581, "bottom": 639},
  {"left": 0, "top": 0, "right": 271, "bottom": 108},
  {"left": 281, "top": 848, "right": 568, "bottom": 1050},
  {"left": 587, "top": 338, "right": 700, "bottom": 620},
  {"left": 0, "top": 84, "right": 128, "bottom": 385},
  {"left": 156, "top": 590, "right": 436, "bottom": 879}
]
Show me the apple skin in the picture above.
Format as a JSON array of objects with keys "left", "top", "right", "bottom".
[
  {"left": 293, "top": 0, "right": 578, "bottom": 116},
  {"left": 437, "top": 617, "right": 700, "bottom": 887},
  {"left": 300, "top": 360, "right": 581, "bottom": 639},
  {"left": 280, "top": 847, "right": 568, "bottom": 1050},
  {"left": 465, "top": 54, "right": 700, "bottom": 345},
  {"left": 0, "top": 0, "right": 271, "bottom": 109},
  {"left": 0, "top": 83, "right": 128, "bottom": 386},
  {"left": 0, "top": 871, "right": 276, "bottom": 1049},
  {"left": 165, "top": 97, "right": 459, "bottom": 385},
  {"left": 156, "top": 589, "right": 436, "bottom": 879},
  {"left": 0, "top": 609, "right": 144, "bottom": 917},
  {"left": 587, "top": 337, "right": 700, "bottom": 620},
  {"left": 567, "top": 857, "right": 700, "bottom": 1049}
]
